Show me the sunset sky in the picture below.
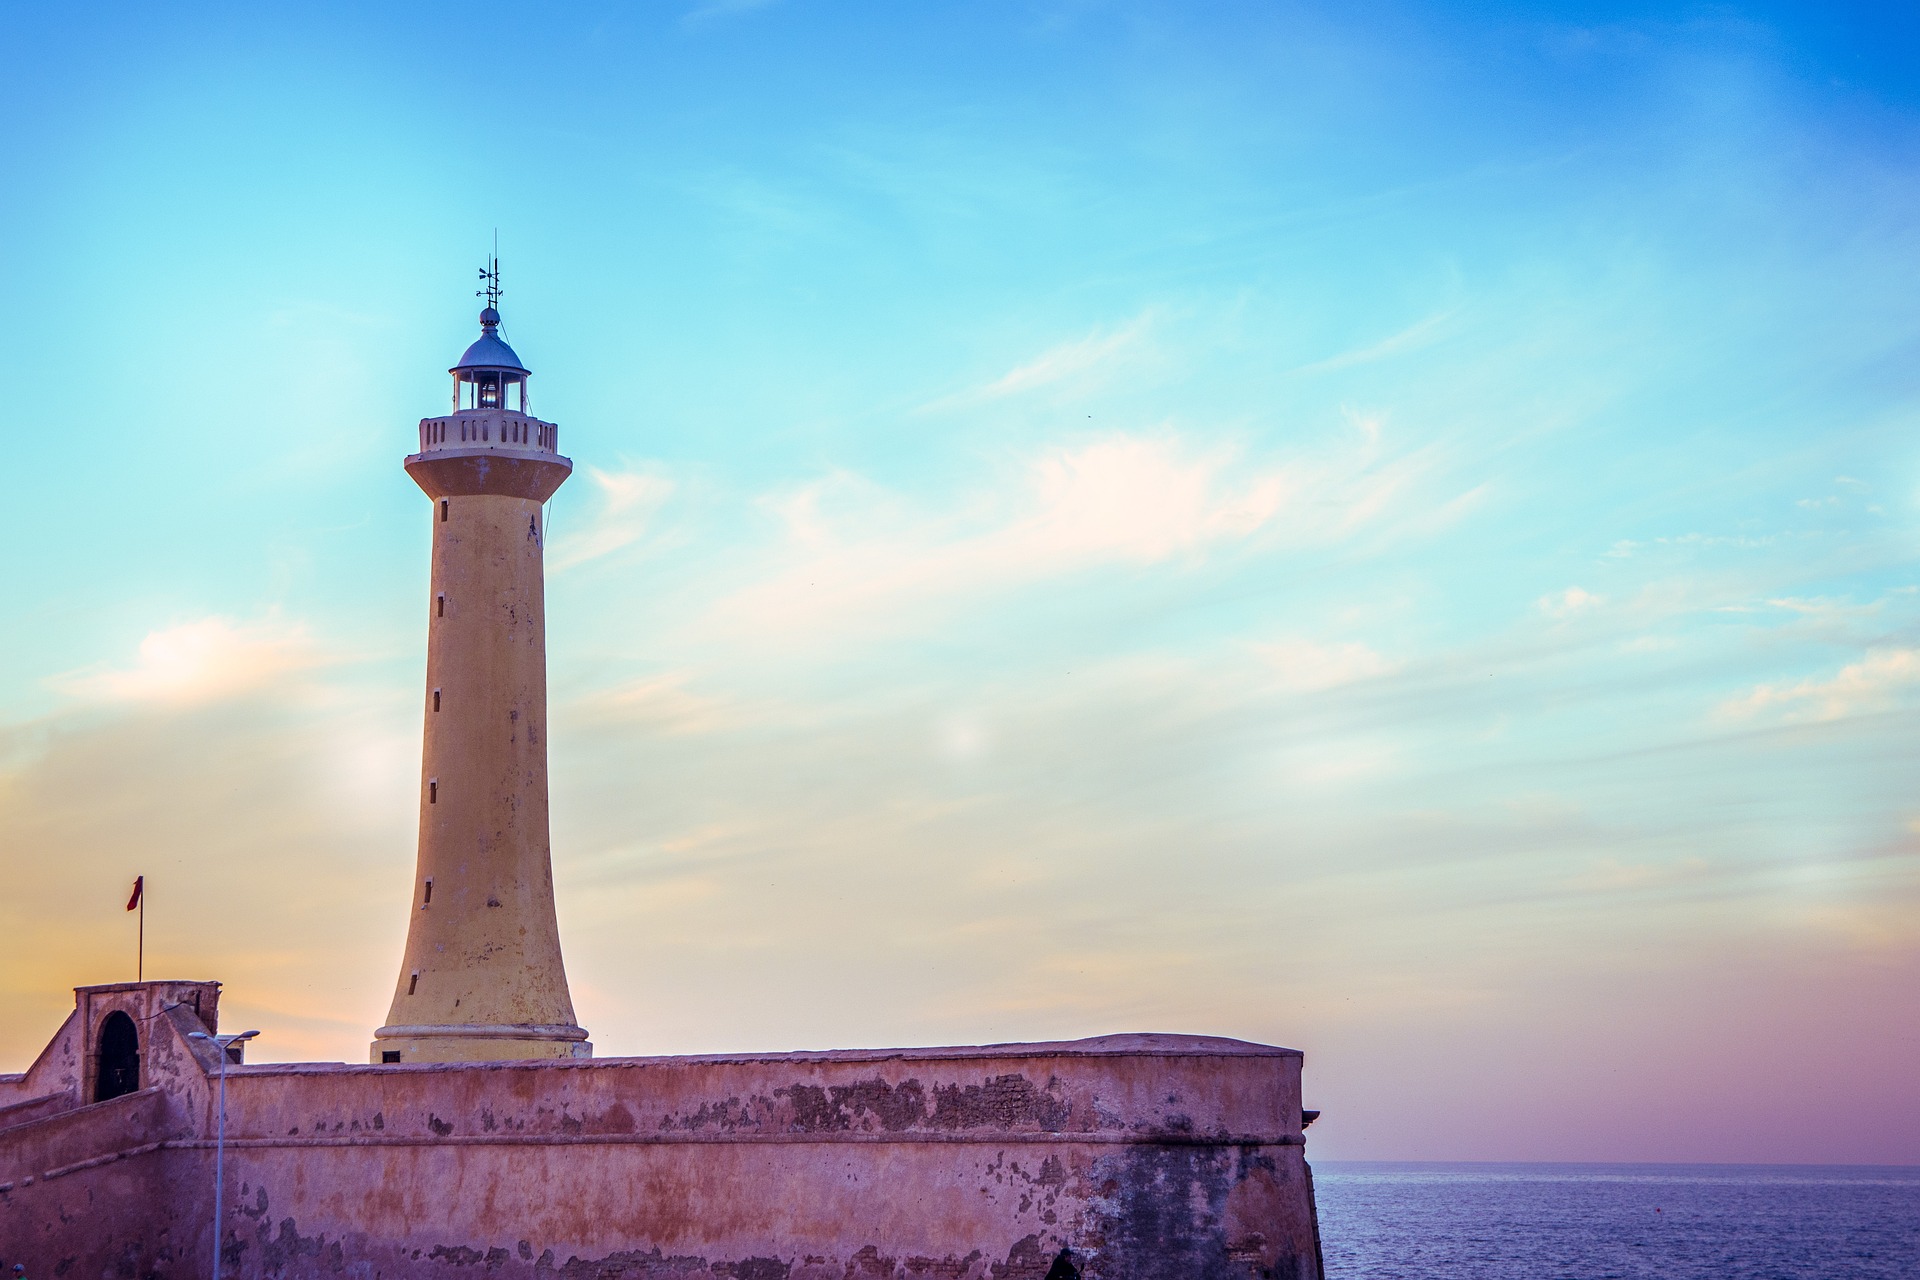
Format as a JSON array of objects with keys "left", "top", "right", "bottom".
[{"left": 3, "top": 2, "right": 1917, "bottom": 1164}]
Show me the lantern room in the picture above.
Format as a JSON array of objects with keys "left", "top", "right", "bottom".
[{"left": 451, "top": 304, "right": 532, "bottom": 413}]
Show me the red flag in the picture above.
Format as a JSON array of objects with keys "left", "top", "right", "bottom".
[{"left": 126, "top": 876, "right": 143, "bottom": 911}]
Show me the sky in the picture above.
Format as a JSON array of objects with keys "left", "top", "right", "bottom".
[{"left": 2, "top": 0, "right": 1918, "bottom": 1164}]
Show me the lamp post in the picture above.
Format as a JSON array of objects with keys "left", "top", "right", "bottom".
[{"left": 188, "top": 1029, "right": 259, "bottom": 1280}]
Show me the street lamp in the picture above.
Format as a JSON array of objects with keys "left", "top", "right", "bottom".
[{"left": 188, "top": 1029, "right": 259, "bottom": 1280}]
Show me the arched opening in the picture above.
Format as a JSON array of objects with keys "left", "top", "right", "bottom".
[{"left": 95, "top": 1010, "right": 140, "bottom": 1102}]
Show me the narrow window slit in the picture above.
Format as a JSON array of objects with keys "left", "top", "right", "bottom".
[
  {"left": 440, "top": 499, "right": 448, "bottom": 522},
  {"left": 429, "top": 779, "right": 437, "bottom": 803},
  {"left": 433, "top": 688, "right": 441, "bottom": 712},
  {"left": 407, "top": 972, "right": 419, "bottom": 996},
  {"left": 422, "top": 878, "right": 433, "bottom": 906},
  {"left": 437, "top": 594, "right": 445, "bottom": 618}
]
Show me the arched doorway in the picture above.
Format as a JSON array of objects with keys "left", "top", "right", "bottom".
[{"left": 95, "top": 1010, "right": 140, "bottom": 1101}]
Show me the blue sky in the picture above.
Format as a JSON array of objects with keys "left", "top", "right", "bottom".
[{"left": 3, "top": 1, "right": 1918, "bottom": 1162}]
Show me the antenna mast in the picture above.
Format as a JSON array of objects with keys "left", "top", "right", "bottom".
[{"left": 477, "top": 236, "right": 502, "bottom": 314}]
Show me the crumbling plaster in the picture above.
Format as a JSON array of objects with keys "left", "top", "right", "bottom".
[{"left": 2, "top": 987, "right": 1323, "bottom": 1280}]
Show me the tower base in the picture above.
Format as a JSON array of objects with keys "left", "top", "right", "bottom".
[{"left": 370, "top": 1023, "right": 592, "bottom": 1064}]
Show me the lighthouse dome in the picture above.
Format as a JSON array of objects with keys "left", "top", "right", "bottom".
[{"left": 452, "top": 329, "right": 529, "bottom": 376}]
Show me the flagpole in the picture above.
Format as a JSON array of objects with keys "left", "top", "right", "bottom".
[{"left": 129, "top": 875, "right": 145, "bottom": 982}]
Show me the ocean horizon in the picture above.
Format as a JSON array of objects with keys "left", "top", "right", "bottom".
[{"left": 1313, "top": 1161, "right": 1920, "bottom": 1279}]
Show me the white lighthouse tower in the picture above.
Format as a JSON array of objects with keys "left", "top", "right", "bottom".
[{"left": 371, "top": 264, "right": 589, "bottom": 1063}]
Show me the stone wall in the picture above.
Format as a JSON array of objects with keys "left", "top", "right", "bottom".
[{"left": 1, "top": 984, "right": 1324, "bottom": 1280}]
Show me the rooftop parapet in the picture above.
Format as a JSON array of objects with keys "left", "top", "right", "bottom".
[{"left": 415, "top": 411, "right": 560, "bottom": 457}]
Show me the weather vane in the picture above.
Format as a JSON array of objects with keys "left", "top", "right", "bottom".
[
  {"left": 477, "top": 258, "right": 502, "bottom": 311},
  {"left": 477, "top": 230, "right": 502, "bottom": 312}
]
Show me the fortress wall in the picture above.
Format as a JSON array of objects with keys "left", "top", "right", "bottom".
[
  {"left": 203, "top": 1037, "right": 1318, "bottom": 1279},
  {"left": 0, "top": 1088, "right": 207, "bottom": 1277},
  {"left": 228, "top": 1037, "right": 1300, "bottom": 1142},
  {"left": 0, "top": 987, "right": 226, "bottom": 1278},
  {"left": 0, "top": 1014, "right": 80, "bottom": 1109},
  {"left": 1, "top": 990, "right": 1322, "bottom": 1280}
]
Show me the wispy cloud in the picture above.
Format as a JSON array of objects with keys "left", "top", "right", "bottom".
[
  {"left": 1538, "top": 586, "right": 1604, "bottom": 619},
  {"left": 1254, "top": 638, "right": 1397, "bottom": 693},
  {"left": 675, "top": 404, "right": 1488, "bottom": 652},
  {"left": 1764, "top": 596, "right": 1881, "bottom": 617},
  {"left": 571, "top": 673, "right": 731, "bottom": 735},
  {"left": 1021, "top": 432, "right": 1285, "bottom": 558},
  {"left": 1571, "top": 856, "right": 1711, "bottom": 894},
  {"left": 49, "top": 616, "right": 325, "bottom": 707},
  {"left": 1285, "top": 308, "right": 1460, "bottom": 378},
  {"left": 1721, "top": 648, "right": 1920, "bottom": 723},
  {"left": 921, "top": 311, "right": 1154, "bottom": 411},
  {"left": 704, "top": 432, "right": 1291, "bottom": 639},
  {"left": 551, "top": 466, "right": 675, "bottom": 572}
]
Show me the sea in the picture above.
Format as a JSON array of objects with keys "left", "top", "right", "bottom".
[{"left": 1311, "top": 1162, "right": 1920, "bottom": 1280}]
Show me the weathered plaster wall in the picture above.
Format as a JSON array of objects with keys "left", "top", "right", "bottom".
[
  {"left": 3, "top": 989, "right": 1324, "bottom": 1280},
  {"left": 0, "top": 984, "right": 228, "bottom": 1279},
  {"left": 210, "top": 1034, "right": 1318, "bottom": 1278},
  {"left": 0, "top": 1090, "right": 200, "bottom": 1273}
]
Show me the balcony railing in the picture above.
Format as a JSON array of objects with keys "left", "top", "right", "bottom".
[{"left": 416, "top": 412, "right": 560, "bottom": 456}]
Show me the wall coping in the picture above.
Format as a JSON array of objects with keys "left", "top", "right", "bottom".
[{"left": 226, "top": 1032, "right": 1301, "bottom": 1079}]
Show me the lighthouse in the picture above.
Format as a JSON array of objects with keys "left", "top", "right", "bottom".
[{"left": 371, "top": 265, "right": 590, "bottom": 1063}]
